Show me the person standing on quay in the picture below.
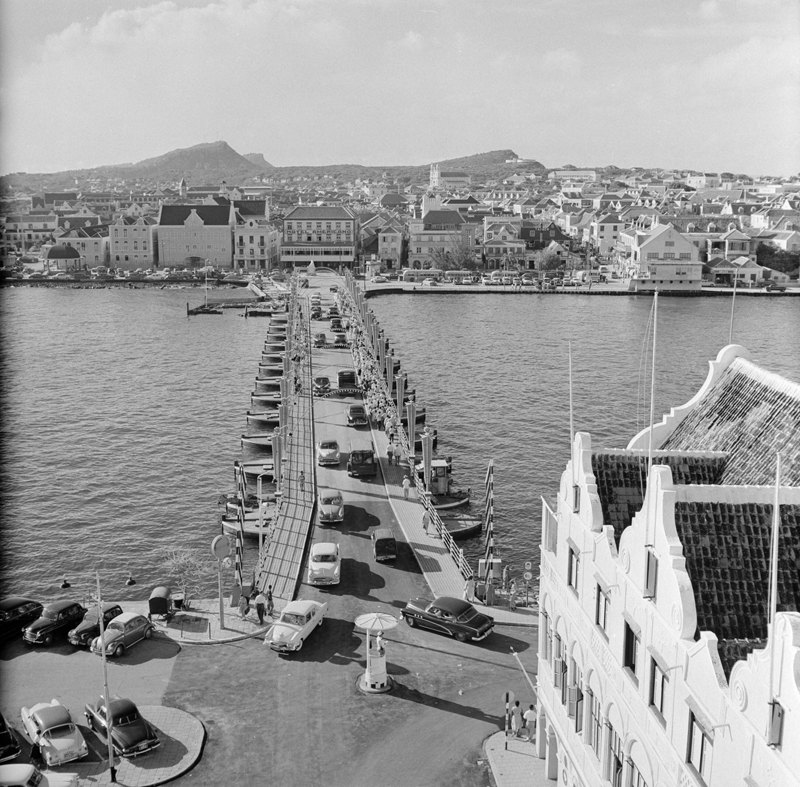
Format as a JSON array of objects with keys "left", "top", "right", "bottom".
[
  {"left": 422, "top": 508, "right": 430, "bottom": 535},
  {"left": 402, "top": 475, "right": 411, "bottom": 499},
  {"left": 255, "top": 589, "right": 266, "bottom": 625},
  {"left": 510, "top": 700, "right": 523, "bottom": 737},
  {"left": 523, "top": 705, "right": 537, "bottom": 742},
  {"left": 298, "top": 470, "right": 305, "bottom": 494},
  {"left": 266, "top": 585, "right": 274, "bottom": 617},
  {"left": 238, "top": 591, "right": 249, "bottom": 621},
  {"left": 393, "top": 443, "right": 402, "bottom": 467}
]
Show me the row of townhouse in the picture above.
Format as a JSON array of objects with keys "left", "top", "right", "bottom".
[{"left": 537, "top": 344, "right": 800, "bottom": 787}]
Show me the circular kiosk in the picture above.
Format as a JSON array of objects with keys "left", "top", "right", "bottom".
[{"left": 354, "top": 612, "right": 399, "bottom": 694}]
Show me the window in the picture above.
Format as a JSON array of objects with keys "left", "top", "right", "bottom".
[
  {"left": 608, "top": 725, "right": 624, "bottom": 787},
  {"left": 644, "top": 549, "right": 658, "bottom": 599},
  {"left": 646, "top": 252, "right": 658, "bottom": 259},
  {"left": 541, "top": 612, "right": 552, "bottom": 662},
  {"left": 664, "top": 252, "right": 675, "bottom": 259},
  {"left": 688, "top": 714, "right": 713, "bottom": 784},
  {"left": 624, "top": 623, "right": 640, "bottom": 682},
  {"left": 568, "top": 662, "right": 583, "bottom": 732},
  {"left": 596, "top": 585, "right": 610, "bottom": 635},
  {"left": 568, "top": 546, "right": 580, "bottom": 594},
  {"left": 665, "top": 240, "right": 675, "bottom": 246},
  {"left": 679, "top": 253, "right": 691, "bottom": 259},
  {"left": 650, "top": 659, "right": 668, "bottom": 721},
  {"left": 630, "top": 760, "right": 649, "bottom": 787}
]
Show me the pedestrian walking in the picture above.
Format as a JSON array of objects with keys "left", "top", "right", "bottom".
[
  {"left": 238, "top": 592, "right": 249, "bottom": 621},
  {"left": 523, "top": 705, "right": 537, "bottom": 741},
  {"left": 266, "top": 585, "right": 274, "bottom": 617},
  {"left": 298, "top": 470, "right": 305, "bottom": 493},
  {"left": 393, "top": 443, "right": 402, "bottom": 466},
  {"left": 463, "top": 576, "right": 475, "bottom": 602},
  {"left": 255, "top": 589, "right": 266, "bottom": 625},
  {"left": 511, "top": 700, "right": 523, "bottom": 737},
  {"left": 422, "top": 508, "right": 430, "bottom": 535},
  {"left": 402, "top": 475, "right": 411, "bottom": 499},
  {"left": 386, "top": 443, "right": 394, "bottom": 464}
]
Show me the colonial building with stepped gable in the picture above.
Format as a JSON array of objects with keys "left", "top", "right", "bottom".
[{"left": 537, "top": 345, "right": 800, "bottom": 787}]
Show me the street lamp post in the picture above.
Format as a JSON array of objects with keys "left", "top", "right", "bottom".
[
  {"left": 94, "top": 572, "right": 117, "bottom": 782},
  {"left": 256, "top": 472, "right": 270, "bottom": 557}
]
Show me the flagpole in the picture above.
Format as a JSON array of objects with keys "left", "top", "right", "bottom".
[
  {"left": 729, "top": 275, "right": 737, "bottom": 345},
  {"left": 647, "top": 292, "right": 658, "bottom": 474}
]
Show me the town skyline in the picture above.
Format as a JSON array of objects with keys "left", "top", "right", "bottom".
[{"left": 1, "top": 0, "right": 798, "bottom": 178}]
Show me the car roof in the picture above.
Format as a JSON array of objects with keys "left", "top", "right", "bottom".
[
  {"left": 282, "top": 600, "right": 320, "bottom": 615},
  {"left": 431, "top": 597, "right": 474, "bottom": 616},
  {"left": 311, "top": 542, "right": 338, "bottom": 555},
  {"left": 373, "top": 527, "right": 395, "bottom": 539},
  {"left": 110, "top": 612, "right": 144, "bottom": 624},
  {"left": 43, "top": 600, "right": 81, "bottom": 612},
  {"left": 106, "top": 697, "right": 137, "bottom": 716},
  {"left": 0, "top": 764, "right": 38, "bottom": 783},
  {"left": 0, "top": 597, "right": 39, "bottom": 611},
  {"left": 33, "top": 703, "right": 71, "bottom": 728},
  {"left": 318, "top": 487, "right": 341, "bottom": 496}
]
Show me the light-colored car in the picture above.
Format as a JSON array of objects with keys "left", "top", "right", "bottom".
[
  {"left": 0, "top": 764, "right": 78, "bottom": 787},
  {"left": 317, "top": 488, "right": 344, "bottom": 525},
  {"left": 370, "top": 275, "right": 388, "bottom": 283},
  {"left": 481, "top": 276, "right": 493, "bottom": 285},
  {"left": 307, "top": 542, "right": 341, "bottom": 586},
  {"left": 421, "top": 278, "right": 437, "bottom": 287},
  {"left": 316, "top": 439, "right": 341, "bottom": 466},
  {"left": 266, "top": 599, "right": 326, "bottom": 653},
  {"left": 20, "top": 701, "right": 88, "bottom": 767},
  {"left": 90, "top": 612, "right": 154, "bottom": 658}
]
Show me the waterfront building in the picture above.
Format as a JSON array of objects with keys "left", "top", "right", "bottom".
[
  {"left": 429, "top": 164, "right": 470, "bottom": 190},
  {"left": 280, "top": 205, "right": 358, "bottom": 269},
  {"left": 585, "top": 214, "right": 622, "bottom": 256},
  {"left": 536, "top": 345, "right": 800, "bottom": 787},
  {"left": 156, "top": 204, "right": 237, "bottom": 267},
  {"left": 234, "top": 216, "right": 280, "bottom": 273},
  {"left": 109, "top": 216, "right": 157, "bottom": 269},
  {"left": 377, "top": 222, "right": 404, "bottom": 269},
  {"left": 407, "top": 209, "right": 476, "bottom": 269},
  {"left": 548, "top": 170, "right": 598, "bottom": 182},
  {"left": 42, "top": 243, "right": 82, "bottom": 272},
  {"left": 3, "top": 213, "right": 59, "bottom": 250},
  {"left": 59, "top": 224, "right": 110, "bottom": 268},
  {"left": 621, "top": 224, "right": 702, "bottom": 289},
  {"left": 30, "top": 192, "right": 78, "bottom": 210}
]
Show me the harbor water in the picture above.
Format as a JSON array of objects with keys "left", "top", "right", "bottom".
[{"left": 1, "top": 285, "right": 798, "bottom": 603}]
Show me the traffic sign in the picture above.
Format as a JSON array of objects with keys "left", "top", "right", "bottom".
[
  {"left": 524, "top": 561, "right": 533, "bottom": 570},
  {"left": 524, "top": 571, "right": 533, "bottom": 581}
]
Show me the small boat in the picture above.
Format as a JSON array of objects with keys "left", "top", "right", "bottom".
[
  {"left": 240, "top": 433, "right": 276, "bottom": 450},
  {"left": 187, "top": 304, "right": 222, "bottom": 316},
  {"left": 246, "top": 410, "right": 280, "bottom": 426},
  {"left": 244, "top": 304, "right": 278, "bottom": 317},
  {"left": 430, "top": 489, "right": 471, "bottom": 510},
  {"left": 263, "top": 341, "right": 285, "bottom": 351},
  {"left": 400, "top": 407, "right": 427, "bottom": 426},
  {"left": 416, "top": 458, "right": 470, "bottom": 509},
  {"left": 439, "top": 510, "right": 482, "bottom": 539},
  {"left": 219, "top": 491, "right": 276, "bottom": 515},
  {"left": 261, "top": 354, "right": 284, "bottom": 365}
]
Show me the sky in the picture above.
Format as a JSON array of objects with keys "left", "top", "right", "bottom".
[{"left": 1, "top": 0, "right": 799, "bottom": 177}]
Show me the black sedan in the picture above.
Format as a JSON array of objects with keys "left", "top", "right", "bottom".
[
  {"left": 333, "top": 334, "right": 348, "bottom": 349},
  {"left": 68, "top": 602, "right": 124, "bottom": 647},
  {"left": 22, "top": 600, "right": 86, "bottom": 647},
  {"left": 84, "top": 697, "right": 160, "bottom": 758},
  {"left": 401, "top": 596, "right": 494, "bottom": 642},
  {"left": 0, "top": 712, "right": 20, "bottom": 763},
  {"left": 0, "top": 597, "right": 43, "bottom": 642}
]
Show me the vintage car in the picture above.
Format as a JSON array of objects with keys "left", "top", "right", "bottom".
[
  {"left": 345, "top": 404, "right": 368, "bottom": 426},
  {"left": 317, "top": 488, "right": 344, "bottom": 526},
  {"left": 421, "top": 278, "right": 437, "bottom": 287},
  {"left": 325, "top": 306, "right": 340, "bottom": 319},
  {"left": 83, "top": 697, "right": 160, "bottom": 758},
  {"left": 766, "top": 283, "right": 787, "bottom": 292},
  {"left": 313, "top": 333, "right": 327, "bottom": 348},
  {"left": 370, "top": 275, "right": 388, "bottom": 283},
  {"left": 266, "top": 600, "right": 326, "bottom": 653},
  {"left": 90, "top": 612, "right": 154, "bottom": 658},
  {"left": 307, "top": 543, "right": 341, "bottom": 586},
  {"left": 332, "top": 333, "right": 348, "bottom": 348},
  {"left": 0, "top": 713, "right": 20, "bottom": 763},
  {"left": 316, "top": 439, "right": 341, "bottom": 467},
  {"left": 68, "top": 603, "right": 123, "bottom": 648},
  {"left": 0, "top": 598, "right": 43, "bottom": 642},
  {"left": 329, "top": 318, "right": 345, "bottom": 333},
  {"left": 0, "top": 764, "right": 78, "bottom": 787},
  {"left": 20, "top": 701, "right": 88, "bottom": 767},
  {"left": 401, "top": 596, "right": 494, "bottom": 642},
  {"left": 310, "top": 306, "right": 323, "bottom": 319},
  {"left": 22, "top": 601, "right": 85, "bottom": 647},
  {"left": 313, "top": 376, "right": 331, "bottom": 396}
]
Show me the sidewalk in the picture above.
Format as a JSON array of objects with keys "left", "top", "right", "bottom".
[{"left": 484, "top": 731, "right": 552, "bottom": 787}]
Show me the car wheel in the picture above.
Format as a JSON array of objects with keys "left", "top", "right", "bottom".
[
  {"left": 454, "top": 631, "right": 467, "bottom": 642},
  {"left": 297, "top": 639, "right": 304, "bottom": 651},
  {"left": 114, "top": 644, "right": 125, "bottom": 657},
  {"left": 144, "top": 628, "right": 153, "bottom": 639},
  {"left": 405, "top": 615, "right": 416, "bottom": 628},
  {"left": 42, "top": 634, "right": 53, "bottom": 647}
]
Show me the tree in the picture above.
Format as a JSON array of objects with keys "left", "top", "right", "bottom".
[
  {"left": 160, "top": 546, "right": 215, "bottom": 609},
  {"left": 426, "top": 231, "right": 479, "bottom": 271},
  {"left": 756, "top": 243, "right": 800, "bottom": 278},
  {"left": 538, "top": 246, "right": 564, "bottom": 271}
]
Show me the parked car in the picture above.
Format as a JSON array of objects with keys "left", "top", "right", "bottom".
[
  {"left": 401, "top": 596, "right": 494, "bottom": 642},
  {"left": 370, "top": 275, "right": 388, "bottom": 283},
  {"left": 313, "top": 376, "right": 331, "bottom": 396},
  {"left": 372, "top": 528, "right": 397, "bottom": 562},
  {"left": 83, "top": 697, "right": 160, "bottom": 758},
  {"left": 346, "top": 404, "right": 368, "bottom": 426},
  {"left": 481, "top": 276, "right": 493, "bottom": 286},
  {"left": 0, "top": 714, "right": 20, "bottom": 763},
  {"left": 68, "top": 603, "right": 123, "bottom": 648},
  {"left": 0, "top": 764, "right": 77, "bottom": 787},
  {"left": 317, "top": 488, "right": 344, "bottom": 525},
  {"left": 421, "top": 278, "right": 437, "bottom": 287},
  {"left": 310, "top": 308, "right": 323, "bottom": 320},
  {"left": 0, "top": 598, "right": 43, "bottom": 642},
  {"left": 329, "top": 318, "right": 345, "bottom": 333},
  {"left": 22, "top": 601, "right": 85, "bottom": 647},
  {"left": 313, "top": 333, "right": 327, "bottom": 348},
  {"left": 266, "top": 600, "right": 326, "bottom": 653},
  {"left": 316, "top": 439, "right": 341, "bottom": 466},
  {"left": 766, "top": 283, "right": 786, "bottom": 292},
  {"left": 307, "top": 543, "right": 341, "bottom": 586},
  {"left": 20, "top": 701, "right": 88, "bottom": 767},
  {"left": 326, "top": 307, "right": 339, "bottom": 319},
  {"left": 90, "top": 612, "right": 154, "bottom": 658}
]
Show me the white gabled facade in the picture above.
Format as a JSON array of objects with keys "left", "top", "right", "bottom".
[{"left": 537, "top": 345, "right": 800, "bottom": 787}]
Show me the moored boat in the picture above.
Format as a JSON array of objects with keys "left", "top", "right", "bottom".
[
  {"left": 439, "top": 510, "right": 482, "bottom": 538},
  {"left": 416, "top": 457, "right": 470, "bottom": 509}
]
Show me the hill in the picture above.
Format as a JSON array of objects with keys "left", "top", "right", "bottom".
[{"left": 243, "top": 153, "right": 274, "bottom": 169}]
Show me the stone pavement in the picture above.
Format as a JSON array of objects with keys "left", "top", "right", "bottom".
[{"left": 484, "top": 731, "right": 552, "bottom": 787}]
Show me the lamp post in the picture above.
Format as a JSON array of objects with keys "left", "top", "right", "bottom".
[
  {"left": 94, "top": 572, "right": 117, "bottom": 782},
  {"left": 256, "top": 472, "right": 270, "bottom": 557},
  {"left": 211, "top": 535, "right": 231, "bottom": 630}
]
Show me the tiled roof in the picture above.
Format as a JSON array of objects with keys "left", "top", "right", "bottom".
[
  {"left": 422, "top": 210, "right": 464, "bottom": 226},
  {"left": 673, "top": 501, "right": 800, "bottom": 677},
  {"left": 659, "top": 358, "right": 800, "bottom": 486},
  {"left": 158, "top": 206, "right": 232, "bottom": 226},
  {"left": 591, "top": 452, "right": 728, "bottom": 544},
  {"left": 284, "top": 206, "right": 355, "bottom": 220}
]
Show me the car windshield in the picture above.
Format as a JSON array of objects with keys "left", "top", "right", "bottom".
[
  {"left": 43, "top": 723, "right": 76, "bottom": 740},
  {"left": 41, "top": 609, "right": 58, "bottom": 620},
  {"left": 350, "top": 407, "right": 364, "bottom": 415},
  {"left": 321, "top": 495, "right": 341, "bottom": 505},
  {"left": 315, "top": 377, "right": 329, "bottom": 385},
  {"left": 107, "top": 620, "right": 124, "bottom": 632},
  {"left": 457, "top": 608, "right": 479, "bottom": 623},
  {"left": 281, "top": 613, "right": 304, "bottom": 626},
  {"left": 320, "top": 442, "right": 338, "bottom": 450},
  {"left": 312, "top": 554, "right": 336, "bottom": 563},
  {"left": 83, "top": 609, "right": 101, "bottom": 622}
]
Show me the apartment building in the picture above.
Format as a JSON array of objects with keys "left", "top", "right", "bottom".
[
  {"left": 625, "top": 224, "right": 702, "bottom": 290},
  {"left": 280, "top": 205, "right": 358, "bottom": 269},
  {"left": 157, "top": 204, "right": 236, "bottom": 267},
  {"left": 234, "top": 217, "right": 280, "bottom": 272},
  {"left": 109, "top": 215, "right": 157, "bottom": 269},
  {"left": 407, "top": 209, "right": 479, "bottom": 269},
  {"left": 58, "top": 224, "right": 110, "bottom": 267},
  {"left": 537, "top": 344, "right": 800, "bottom": 787}
]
